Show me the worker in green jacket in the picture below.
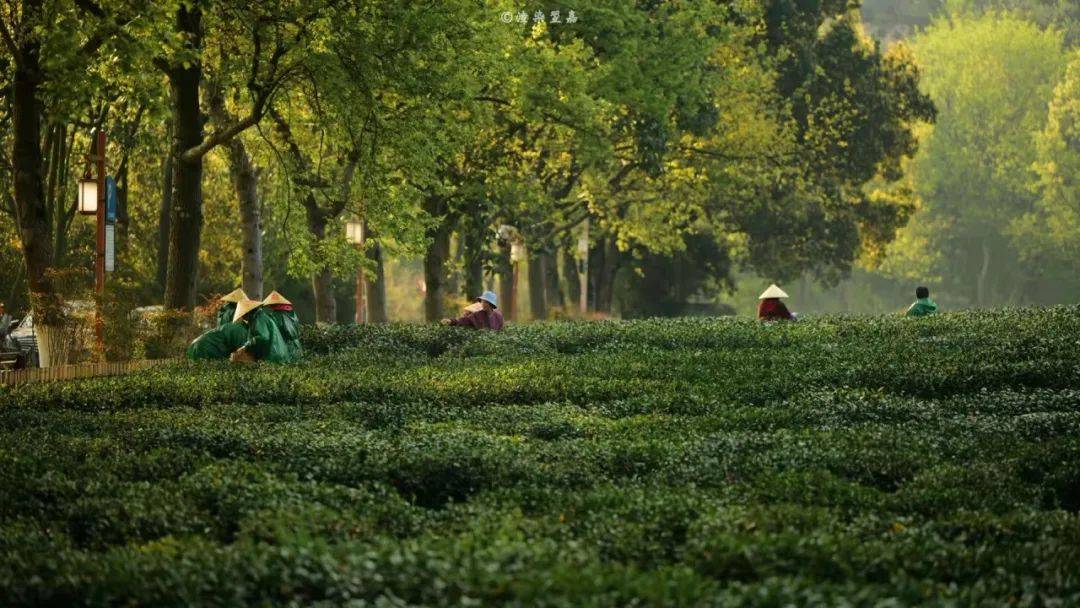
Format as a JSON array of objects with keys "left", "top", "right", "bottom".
[
  {"left": 232, "top": 298, "right": 291, "bottom": 363},
  {"left": 262, "top": 290, "right": 302, "bottom": 361},
  {"left": 186, "top": 321, "right": 248, "bottom": 361},
  {"left": 906, "top": 286, "right": 939, "bottom": 317},
  {"left": 217, "top": 288, "right": 248, "bottom": 327}
]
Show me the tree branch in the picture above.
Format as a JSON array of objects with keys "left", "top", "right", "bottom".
[
  {"left": 180, "top": 91, "right": 269, "bottom": 161},
  {"left": 0, "top": 16, "right": 20, "bottom": 62},
  {"left": 542, "top": 206, "right": 590, "bottom": 241}
]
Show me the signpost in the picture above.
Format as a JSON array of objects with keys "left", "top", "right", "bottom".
[{"left": 104, "top": 225, "right": 115, "bottom": 273}]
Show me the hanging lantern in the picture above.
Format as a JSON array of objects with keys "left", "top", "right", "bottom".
[
  {"left": 78, "top": 175, "right": 98, "bottom": 215},
  {"left": 345, "top": 218, "right": 365, "bottom": 245}
]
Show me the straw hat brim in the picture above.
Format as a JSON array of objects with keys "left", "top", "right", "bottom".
[
  {"left": 262, "top": 291, "right": 291, "bottom": 306},
  {"left": 758, "top": 284, "right": 789, "bottom": 300},
  {"left": 221, "top": 288, "right": 248, "bottom": 303},
  {"left": 232, "top": 299, "right": 263, "bottom": 323}
]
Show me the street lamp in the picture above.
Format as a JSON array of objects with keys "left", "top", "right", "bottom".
[
  {"left": 577, "top": 217, "right": 589, "bottom": 314},
  {"left": 345, "top": 218, "right": 365, "bottom": 246},
  {"left": 76, "top": 131, "right": 108, "bottom": 359},
  {"left": 344, "top": 218, "right": 367, "bottom": 324},
  {"left": 78, "top": 174, "right": 98, "bottom": 215}
]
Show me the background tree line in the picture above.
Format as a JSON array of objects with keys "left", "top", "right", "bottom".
[
  {"left": 790, "top": 0, "right": 1080, "bottom": 315},
  {"left": 2, "top": 0, "right": 938, "bottom": 325}
]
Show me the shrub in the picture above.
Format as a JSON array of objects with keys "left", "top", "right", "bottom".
[{"left": 3, "top": 307, "right": 1080, "bottom": 604}]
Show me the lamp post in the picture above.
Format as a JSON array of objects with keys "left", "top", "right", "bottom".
[
  {"left": 510, "top": 240, "right": 524, "bottom": 322},
  {"left": 345, "top": 218, "right": 366, "bottom": 324},
  {"left": 577, "top": 218, "right": 589, "bottom": 314},
  {"left": 496, "top": 224, "right": 522, "bottom": 321},
  {"left": 78, "top": 131, "right": 106, "bottom": 356}
]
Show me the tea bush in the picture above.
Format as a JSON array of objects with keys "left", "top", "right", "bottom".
[{"left": 2, "top": 307, "right": 1080, "bottom": 605}]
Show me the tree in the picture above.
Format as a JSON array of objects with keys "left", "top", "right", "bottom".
[
  {"left": 257, "top": 0, "right": 496, "bottom": 323},
  {"left": 154, "top": 0, "right": 317, "bottom": 311},
  {"left": 1, "top": 0, "right": 151, "bottom": 320},
  {"left": 1014, "top": 50, "right": 1080, "bottom": 295},
  {"left": 895, "top": 12, "right": 1065, "bottom": 305}
]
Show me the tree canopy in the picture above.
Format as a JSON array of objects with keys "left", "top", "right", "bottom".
[{"left": 1, "top": 0, "right": 939, "bottom": 329}]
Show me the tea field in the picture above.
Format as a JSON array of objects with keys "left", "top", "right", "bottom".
[{"left": 3, "top": 308, "right": 1080, "bottom": 605}]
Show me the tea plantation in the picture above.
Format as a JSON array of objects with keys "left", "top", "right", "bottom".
[{"left": 3, "top": 308, "right": 1080, "bottom": 605}]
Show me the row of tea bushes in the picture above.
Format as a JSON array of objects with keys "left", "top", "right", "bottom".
[
  {"left": 5, "top": 307, "right": 1080, "bottom": 413},
  {"left": 2, "top": 308, "right": 1080, "bottom": 604}
]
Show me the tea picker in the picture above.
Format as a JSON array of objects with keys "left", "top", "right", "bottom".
[
  {"left": 186, "top": 318, "right": 248, "bottom": 361},
  {"left": 906, "top": 286, "right": 939, "bottom": 317},
  {"left": 757, "top": 284, "right": 797, "bottom": 321},
  {"left": 217, "top": 288, "right": 248, "bottom": 327},
  {"left": 262, "top": 291, "right": 302, "bottom": 362},
  {"left": 232, "top": 298, "right": 291, "bottom": 364},
  {"left": 441, "top": 291, "right": 505, "bottom": 330}
]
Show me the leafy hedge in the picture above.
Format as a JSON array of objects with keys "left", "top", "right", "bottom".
[{"left": 2, "top": 307, "right": 1080, "bottom": 604}]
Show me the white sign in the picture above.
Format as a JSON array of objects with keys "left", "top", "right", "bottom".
[
  {"left": 500, "top": 8, "right": 578, "bottom": 24},
  {"left": 105, "top": 224, "right": 115, "bottom": 272}
]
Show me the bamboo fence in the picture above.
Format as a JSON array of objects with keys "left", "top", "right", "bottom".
[{"left": 0, "top": 359, "right": 175, "bottom": 387}]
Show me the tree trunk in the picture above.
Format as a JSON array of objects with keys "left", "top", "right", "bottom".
[
  {"left": 11, "top": 10, "right": 58, "bottom": 320},
  {"left": 116, "top": 162, "right": 130, "bottom": 245},
  {"left": 226, "top": 138, "right": 263, "bottom": 298},
  {"left": 527, "top": 250, "right": 547, "bottom": 321},
  {"left": 365, "top": 240, "right": 388, "bottom": 323},
  {"left": 461, "top": 217, "right": 486, "bottom": 299},
  {"left": 210, "top": 84, "right": 264, "bottom": 299},
  {"left": 560, "top": 246, "right": 580, "bottom": 310},
  {"left": 46, "top": 125, "right": 63, "bottom": 266},
  {"left": 422, "top": 195, "right": 451, "bottom": 322},
  {"left": 157, "top": 152, "right": 173, "bottom": 290},
  {"left": 542, "top": 249, "right": 563, "bottom": 312},
  {"left": 591, "top": 237, "right": 620, "bottom": 313},
  {"left": 976, "top": 241, "right": 991, "bottom": 307},
  {"left": 496, "top": 239, "right": 514, "bottom": 320},
  {"left": 163, "top": 4, "right": 205, "bottom": 311},
  {"left": 304, "top": 196, "right": 337, "bottom": 324},
  {"left": 312, "top": 269, "right": 336, "bottom": 324}
]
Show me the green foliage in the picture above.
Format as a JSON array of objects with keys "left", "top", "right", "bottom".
[
  {"left": 885, "top": 11, "right": 1068, "bottom": 305},
  {"left": 2, "top": 309, "right": 1080, "bottom": 603},
  {"left": 1018, "top": 50, "right": 1080, "bottom": 270}
]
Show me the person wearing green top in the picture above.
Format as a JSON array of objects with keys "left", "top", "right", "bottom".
[
  {"left": 262, "top": 290, "right": 302, "bottom": 362},
  {"left": 186, "top": 321, "right": 248, "bottom": 360},
  {"left": 232, "top": 299, "right": 291, "bottom": 363},
  {"left": 906, "top": 286, "right": 939, "bottom": 317},
  {"left": 216, "top": 288, "right": 248, "bottom": 327}
]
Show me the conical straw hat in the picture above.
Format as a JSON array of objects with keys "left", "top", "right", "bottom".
[
  {"left": 758, "top": 284, "right": 789, "bottom": 300},
  {"left": 232, "top": 298, "right": 263, "bottom": 323},
  {"left": 262, "top": 291, "right": 291, "bottom": 306},
  {"left": 220, "top": 288, "right": 248, "bottom": 303}
]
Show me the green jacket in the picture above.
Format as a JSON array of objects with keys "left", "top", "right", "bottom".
[
  {"left": 266, "top": 307, "right": 302, "bottom": 361},
  {"left": 186, "top": 322, "right": 248, "bottom": 360},
  {"left": 906, "top": 297, "right": 939, "bottom": 317},
  {"left": 243, "top": 308, "right": 292, "bottom": 363},
  {"left": 217, "top": 302, "right": 238, "bottom": 327}
]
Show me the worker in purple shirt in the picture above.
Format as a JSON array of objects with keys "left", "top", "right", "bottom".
[{"left": 441, "top": 291, "right": 504, "bottom": 330}]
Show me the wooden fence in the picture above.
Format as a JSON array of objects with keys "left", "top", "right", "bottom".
[{"left": 0, "top": 359, "right": 175, "bottom": 387}]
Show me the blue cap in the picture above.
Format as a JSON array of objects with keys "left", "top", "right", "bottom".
[{"left": 477, "top": 291, "right": 498, "bottom": 309}]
